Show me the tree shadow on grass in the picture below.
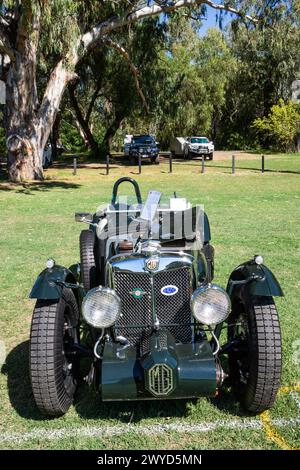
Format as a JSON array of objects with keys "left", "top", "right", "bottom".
[
  {"left": 0, "top": 181, "right": 81, "bottom": 193},
  {"left": 3, "top": 341, "right": 250, "bottom": 423},
  {"left": 205, "top": 164, "right": 300, "bottom": 175}
]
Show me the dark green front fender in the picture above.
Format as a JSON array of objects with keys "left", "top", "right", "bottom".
[
  {"left": 30, "top": 264, "right": 81, "bottom": 300},
  {"left": 226, "top": 259, "right": 284, "bottom": 299}
]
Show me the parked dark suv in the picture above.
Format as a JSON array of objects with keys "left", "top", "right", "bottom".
[{"left": 129, "top": 135, "right": 159, "bottom": 164}]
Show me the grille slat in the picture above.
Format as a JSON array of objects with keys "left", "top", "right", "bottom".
[{"left": 113, "top": 267, "right": 192, "bottom": 347}]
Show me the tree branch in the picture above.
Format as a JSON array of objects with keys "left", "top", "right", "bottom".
[
  {"left": 37, "top": 60, "right": 78, "bottom": 148},
  {"left": 102, "top": 38, "right": 150, "bottom": 113},
  {"left": 81, "top": 0, "right": 258, "bottom": 52},
  {"left": 68, "top": 82, "right": 99, "bottom": 154},
  {"left": 86, "top": 77, "right": 103, "bottom": 123}
]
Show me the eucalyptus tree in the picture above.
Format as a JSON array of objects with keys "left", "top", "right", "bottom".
[
  {"left": 68, "top": 51, "right": 107, "bottom": 156},
  {"left": 0, "top": 1, "right": 261, "bottom": 181},
  {"left": 146, "top": 19, "right": 235, "bottom": 148},
  {"left": 68, "top": 17, "right": 165, "bottom": 157},
  {"left": 219, "top": 0, "right": 300, "bottom": 147}
]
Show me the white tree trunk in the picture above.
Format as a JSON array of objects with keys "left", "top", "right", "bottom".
[
  {"left": 5, "top": 45, "right": 41, "bottom": 181},
  {"left": 6, "top": 59, "right": 75, "bottom": 182}
]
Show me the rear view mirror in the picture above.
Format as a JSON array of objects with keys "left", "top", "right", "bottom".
[{"left": 75, "top": 212, "right": 93, "bottom": 224}]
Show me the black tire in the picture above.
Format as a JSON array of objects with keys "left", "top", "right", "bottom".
[
  {"left": 80, "top": 229, "right": 98, "bottom": 292},
  {"left": 129, "top": 154, "right": 136, "bottom": 165},
  {"left": 151, "top": 155, "right": 159, "bottom": 164},
  {"left": 228, "top": 295, "right": 282, "bottom": 413},
  {"left": 30, "top": 288, "right": 79, "bottom": 416},
  {"left": 209, "top": 153, "right": 213, "bottom": 160}
]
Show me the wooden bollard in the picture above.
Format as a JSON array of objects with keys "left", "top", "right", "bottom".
[
  {"left": 73, "top": 157, "right": 77, "bottom": 175},
  {"left": 201, "top": 156, "right": 205, "bottom": 174},
  {"left": 106, "top": 154, "right": 109, "bottom": 175},
  {"left": 138, "top": 154, "right": 142, "bottom": 174},
  {"left": 262, "top": 155, "right": 265, "bottom": 174},
  {"left": 232, "top": 155, "right": 235, "bottom": 174},
  {"left": 169, "top": 152, "right": 173, "bottom": 173}
]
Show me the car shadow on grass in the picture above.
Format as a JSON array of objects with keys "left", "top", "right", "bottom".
[
  {"left": 1, "top": 341, "right": 46, "bottom": 421},
  {"left": 74, "top": 384, "right": 252, "bottom": 422},
  {"left": 3, "top": 341, "right": 251, "bottom": 422},
  {"left": 74, "top": 385, "right": 192, "bottom": 423},
  {"left": 2, "top": 341, "right": 190, "bottom": 422}
]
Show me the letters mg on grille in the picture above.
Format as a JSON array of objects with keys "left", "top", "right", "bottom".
[{"left": 147, "top": 363, "right": 174, "bottom": 396}]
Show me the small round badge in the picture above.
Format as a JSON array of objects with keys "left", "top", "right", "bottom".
[{"left": 146, "top": 258, "right": 158, "bottom": 271}]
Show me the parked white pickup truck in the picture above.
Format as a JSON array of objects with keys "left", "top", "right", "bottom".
[{"left": 171, "top": 136, "right": 214, "bottom": 160}]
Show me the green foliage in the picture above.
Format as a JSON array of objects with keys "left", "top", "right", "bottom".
[
  {"left": 252, "top": 100, "right": 300, "bottom": 151},
  {"left": 40, "top": 1, "right": 80, "bottom": 58},
  {"left": 149, "top": 26, "right": 235, "bottom": 148},
  {"left": 60, "top": 120, "right": 85, "bottom": 151},
  {"left": 219, "top": 6, "right": 300, "bottom": 148},
  {"left": 224, "top": 132, "right": 260, "bottom": 151}
]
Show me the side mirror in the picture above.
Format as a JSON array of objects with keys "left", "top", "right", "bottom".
[{"left": 75, "top": 212, "right": 93, "bottom": 224}]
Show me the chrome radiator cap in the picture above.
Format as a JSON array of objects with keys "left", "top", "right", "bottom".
[{"left": 140, "top": 240, "right": 161, "bottom": 256}]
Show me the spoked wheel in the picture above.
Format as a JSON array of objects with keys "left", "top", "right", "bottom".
[
  {"left": 228, "top": 295, "right": 282, "bottom": 413},
  {"left": 30, "top": 288, "right": 80, "bottom": 416}
]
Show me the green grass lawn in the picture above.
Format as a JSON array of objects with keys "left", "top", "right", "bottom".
[{"left": 0, "top": 153, "right": 299, "bottom": 450}]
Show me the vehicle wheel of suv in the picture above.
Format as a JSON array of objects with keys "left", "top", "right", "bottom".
[
  {"left": 129, "top": 154, "right": 136, "bottom": 165},
  {"left": 228, "top": 295, "right": 282, "bottom": 413},
  {"left": 80, "top": 230, "right": 98, "bottom": 291},
  {"left": 30, "top": 288, "right": 79, "bottom": 416},
  {"left": 151, "top": 155, "right": 159, "bottom": 164},
  {"left": 209, "top": 153, "right": 213, "bottom": 160}
]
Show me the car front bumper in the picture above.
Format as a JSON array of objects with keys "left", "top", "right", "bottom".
[
  {"left": 100, "top": 331, "right": 217, "bottom": 401},
  {"left": 189, "top": 148, "right": 212, "bottom": 154},
  {"left": 132, "top": 152, "right": 158, "bottom": 159}
]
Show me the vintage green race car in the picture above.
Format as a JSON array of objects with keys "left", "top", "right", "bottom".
[{"left": 29, "top": 178, "right": 283, "bottom": 416}]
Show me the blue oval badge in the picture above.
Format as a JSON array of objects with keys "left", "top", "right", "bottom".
[{"left": 161, "top": 285, "right": 178, "bottom": 296}]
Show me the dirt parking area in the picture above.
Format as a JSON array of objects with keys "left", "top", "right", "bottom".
[{"left": 213, "top": 150, "right": 263, "bottom": 160}]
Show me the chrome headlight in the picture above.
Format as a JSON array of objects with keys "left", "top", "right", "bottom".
[
  {"left": 191, "top": 284, "right": 231, "bottom": 325},
  {"left": 82, "top": 287, "right": 121, "bottom": 329}
]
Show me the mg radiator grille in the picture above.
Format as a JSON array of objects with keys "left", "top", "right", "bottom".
[
  {"left": 113, "top": 267, "right": 192, "bottom": 347},
  {"left": 113, "top": 272, "right": 153, "bottom": 347}
]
